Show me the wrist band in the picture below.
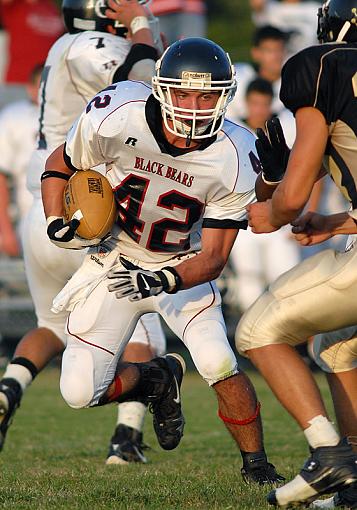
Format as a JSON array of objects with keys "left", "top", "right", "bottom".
[
  {"left": 130, "top": 16, "right": 150, "bottom": 35},
  {"left": 46, "top": 215, "right": 62, "bottom": 227},
  {"left": 261, "top": 172, "right": 283, "bottom": 186},
  {"left": 162, "top": 266, "right": 182, "bottom": 294}
]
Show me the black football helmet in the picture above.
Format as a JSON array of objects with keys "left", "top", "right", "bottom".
[
  {"left": 152, "top": 37, "right": 237, "bottom": 140},
  {"left": 317, "top": 0, "right": 357, "bottom": 42},
  {"left": 62, "top": 0, "right": 150, "bottom": 35}
]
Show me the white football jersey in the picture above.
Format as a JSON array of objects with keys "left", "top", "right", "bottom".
[
  {"left": 27, "top": 31, "right": 137, "bottom": 197},
  {"left": 38, "top": 31, "right": 133, "bottom": 151},
  {"left": 65, "top": 81, "right": 260, "bottom": 264},
  {"left": 0, "top": 100, "right": 37, "bottom": 218}
]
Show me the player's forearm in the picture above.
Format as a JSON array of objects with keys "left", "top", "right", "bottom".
[
  {"left": 42, "top": 144, "right": 74, "bottom": 219},
  {"left": 255, "top": 173, "right": 278, "bottom": 202},
  {"left": 131, "top": 28, "right": 155, "bottom": 48},
  {"left": 173, "top": 251, "right": 226, "bottom": 290},
  {"left": 269, "top": 184, "right": 304, "bottom": 227}
]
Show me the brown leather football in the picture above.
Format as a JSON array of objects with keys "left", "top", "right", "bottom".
[{"left": 63, "top": 170, "right": 117, "bottom": 240}]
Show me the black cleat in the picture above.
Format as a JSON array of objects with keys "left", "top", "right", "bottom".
[
  {"left": 267, "top": 438, "right": 357, "bottom": 508},
  {"left": 0, "top": 378, "right": 22, "bottom": 451},
  {"left": 241, "top": 451, "right": 286, "bottom": 485},
  {"left": 311, "top": 481, "right": 357, "bottom": 508},
  {"left": 105, "top": 424, "right": 148, "bottom": 465},
  {"left": 143, "top": 353, "right": 186, "bottom": 451}
]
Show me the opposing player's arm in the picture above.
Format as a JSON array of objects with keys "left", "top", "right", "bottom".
[
  {"left": 292, "top": 211, "right": 357, "bottom": 246},
  {"left": 269, "top": 107, "right": 329, "bottom": 227}
]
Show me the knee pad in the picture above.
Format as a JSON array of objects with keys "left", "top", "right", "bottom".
[
  {"left": 60, "top": 347, "right": 94, "bottom": 408},
  {"left": 311, "top": 330, "right": 357, "bottom": 373},
  {"left": 185, "top": 320, "right": 238, "bottom": 385}
]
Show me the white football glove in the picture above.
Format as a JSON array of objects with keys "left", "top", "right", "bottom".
[{"left": 46, "top": 216, "right": 101, "bottom": 250}]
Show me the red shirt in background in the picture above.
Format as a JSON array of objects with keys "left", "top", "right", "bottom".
[
  {"left": 150, "top": 0, "right": 206, "bottom": 16},
  {"left": 0, "top": 0, "right": 64, "bottom": 83}
]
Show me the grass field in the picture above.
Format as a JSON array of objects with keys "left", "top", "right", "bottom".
[{"left": 0, "top": 367, "right": 335, "bottom": 510}]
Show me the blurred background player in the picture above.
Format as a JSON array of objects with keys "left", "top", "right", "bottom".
[
  {"left": 0, "top": 64, "right": 42, "bottom": 258},
  {"left": 150, "top": 0, "right": 207, "bottom": 44},
  {"left": 227, "top": 27, "right": 288, "bottom": 120},
  {"left": 249, "top": 0, "right": 320, "bottom": 58},
  {"left": 0, "top": 0, "right": 166, "bottom": 466}
]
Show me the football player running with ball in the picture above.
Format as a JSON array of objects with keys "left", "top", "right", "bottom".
[
  {"left": 0, "top": 0, "right": 166, "bottom": 465},
  {"left": 236, "top": 0, "right": 357, "bottom": 506},
  {"left": 42, "top": 37, "right": 285, "bottom": 484}
]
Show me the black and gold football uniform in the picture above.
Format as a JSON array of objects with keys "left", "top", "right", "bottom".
[{"left": 280, "top": 42, "right": 357, "bottom": 211}]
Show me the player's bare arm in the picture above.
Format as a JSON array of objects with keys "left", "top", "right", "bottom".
[
  {"left": 41, "top": 144, "right": 97, "bottom": 250},
  {"left": 171, "top": 227, "right": 239, "bottom": 289},
  {"left": 108, "top": 228, "right": 239, "bottom": 301},
  {"left": 291, "top": 211, "right": 357, "bottom": 246},
  {"left": 41, "top": 144, "right": 74, "bottom": 219},
  {"left": 247, "top": 107, "right": 328, "bottom": 233},
  {"left": 269, "top": 107, "right": 328, "bottom": 226}
]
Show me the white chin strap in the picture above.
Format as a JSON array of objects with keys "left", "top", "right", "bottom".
[{"left": 337, "top": 21, "right": 351, "bottom": 41}]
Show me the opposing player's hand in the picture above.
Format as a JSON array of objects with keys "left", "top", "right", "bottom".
[
  {"left": 246, "top": 200, "right": 280, "bottom": 233},
  {"left": 108, "top": 256, "right": 180, "bottom": 301},
  {"left": 256, "top": 117, "right": 290, "bottom": 184},
  {"left": 46, "top": 216, "right": 101, "bottom": 250},
  {"left": 291, "top": 212, "right": 333, "bottom": 246}
]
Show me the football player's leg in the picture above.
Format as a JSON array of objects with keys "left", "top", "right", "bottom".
[
  {"left": 159, "top": 281, "right": 283, "bottom": 484},
  {"left": 107, "top": 313, "right": 166, "bottom": 465},
  {"left": 59, "top": 278, "right": 180, "bottom": 446},
  {"left": 311, "top": 328, "right": 357, "bottom": 447},
  {"left": 311, "top": 331, "right": 357, "bottom": 510},
  {"left": 59, "top": 278, "right": 145, "bottom": 409},
  {"left": 236, "top": 247, "right": 357, "bottom": 506},
  {"left": 0, "top": 200, "right": 83, "bottom": 450}
]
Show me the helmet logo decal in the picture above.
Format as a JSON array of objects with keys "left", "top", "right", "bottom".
[
  {"left": 181, "top": 71, "right": 212, "bottom": 87},
  {"left": 94, "top": 0, "right": 108, "bottom": 18}
]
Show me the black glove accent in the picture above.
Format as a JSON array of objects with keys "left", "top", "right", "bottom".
[
  {"left": 47, "top": 218, "right": 80, "bottom": 243},
  {"left": 107, "top": 257, "right": 180, "bottom": 301},
  {"left": 255, "top": 117, "right": 290, "bottom": 183}
]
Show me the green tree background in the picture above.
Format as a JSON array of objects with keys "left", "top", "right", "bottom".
[{"left": 54, "top": 0, "right": 254, "bottom": 63}]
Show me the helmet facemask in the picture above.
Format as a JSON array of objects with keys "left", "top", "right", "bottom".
[{"left": 152, "top": 66, "right": 237, "bottom": 143}]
